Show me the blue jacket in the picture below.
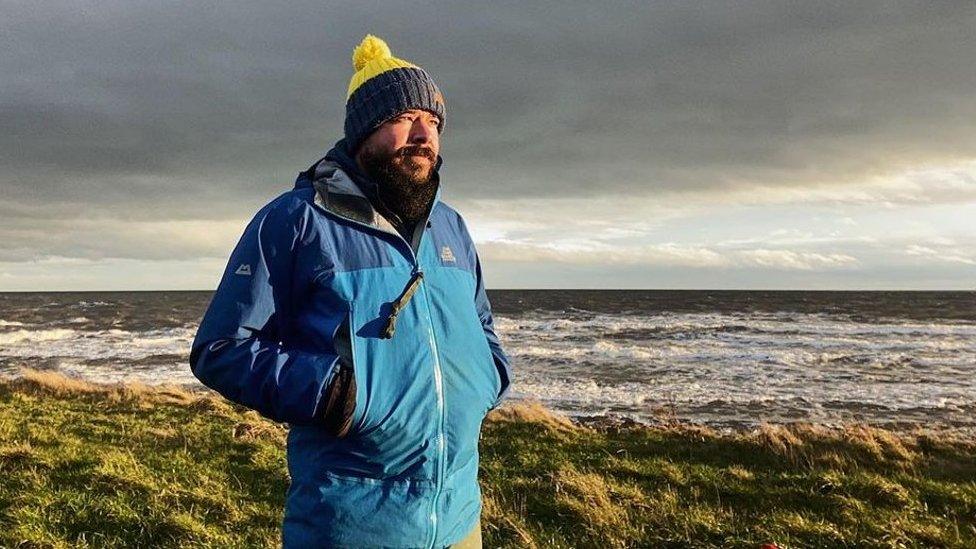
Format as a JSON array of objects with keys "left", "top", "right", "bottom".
[{"left": 190, "top": 140, "right": 513, "bottom": 548}]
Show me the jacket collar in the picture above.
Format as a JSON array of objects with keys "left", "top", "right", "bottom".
[{"left": 309, "top": 157, "right": 400, "bottom": 236}]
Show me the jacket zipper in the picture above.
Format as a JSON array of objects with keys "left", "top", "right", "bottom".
[
  {"left": 314, "top": 199, "right": 446, "bottom": 549},
  {"left": 420, "top": 279, "right": 446, "bottom": 549}
]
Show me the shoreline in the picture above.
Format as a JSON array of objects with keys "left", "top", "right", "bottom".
[
  {"left": 3, "top": 368, "right": 974, "bottom": 437},
  {"left": 572, "top": 410, "right": 976, "bottom": 438}
]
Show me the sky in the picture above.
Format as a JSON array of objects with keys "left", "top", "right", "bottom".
[{"left": 2, "top": 1, "right": 975, "bottom": 290}]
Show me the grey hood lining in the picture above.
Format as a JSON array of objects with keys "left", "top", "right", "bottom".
[{"left": 311, "top": 160, "right": 400, "bottom": 237}]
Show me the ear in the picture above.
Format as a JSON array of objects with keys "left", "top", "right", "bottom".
[{"left": 353, "top": 144, "right": 367, "bottom": 173}]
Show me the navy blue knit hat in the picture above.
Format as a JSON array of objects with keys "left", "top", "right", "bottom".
[{"left": 344, "top": 35, "right": 446, "bottom": 153}]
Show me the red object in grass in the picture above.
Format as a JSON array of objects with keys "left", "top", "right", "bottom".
[{"left": 761, "top": 544, "right": 780, "bottom": 549}]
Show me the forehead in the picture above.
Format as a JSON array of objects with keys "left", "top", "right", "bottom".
[{"left": 392, "top": 109, "right": 439, "bottom": 120}]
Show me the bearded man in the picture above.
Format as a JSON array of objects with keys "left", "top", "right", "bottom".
[{"left": 190, "top": 34, "right": 512, "bottom": 549}]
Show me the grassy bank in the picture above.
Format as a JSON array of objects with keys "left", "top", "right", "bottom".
[{"left": 1, "top": 372, "right": 974, "bottom": 548}]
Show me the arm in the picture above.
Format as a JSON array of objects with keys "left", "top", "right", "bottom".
[
  {"left": 473, "top": 250, "right": 513, "bottom": 410},
  {"left": 189, "top": 195, "right": 340, "bottom": 426}
]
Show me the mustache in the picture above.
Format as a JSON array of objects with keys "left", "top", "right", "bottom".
[{"left": 397, "top": 145, "right": 436, "bottom": 161}]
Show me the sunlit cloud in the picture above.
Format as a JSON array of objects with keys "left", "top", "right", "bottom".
[
  {"left": 479, "top": 240, "right": 859, "bottom": 272},
  {"left": 905, "top": 244, "right": 976, "bottom": 266}
]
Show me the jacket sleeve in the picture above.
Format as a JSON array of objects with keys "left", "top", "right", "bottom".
[
  {"left": 473, "top": 248, "right": 513, "bottom": 411},
  {"left": 189, "top": 195, "right": 340, "bottom": 425}
]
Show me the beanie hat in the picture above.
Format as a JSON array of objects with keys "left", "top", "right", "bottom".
[{"left": 344, "top": 34, "right": 446, "bottom": 154}]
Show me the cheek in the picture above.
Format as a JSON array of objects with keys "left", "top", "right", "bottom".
[
  {"left": 369, "top": 126, "right": 408, "bottom": 150},
  {"left": 381, "top": 133, "right": 404, "bottom": 150}
]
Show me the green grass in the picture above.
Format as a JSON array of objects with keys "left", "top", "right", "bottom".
[{"left": 1, "top": 371, "right": 974, "bottom": 548}]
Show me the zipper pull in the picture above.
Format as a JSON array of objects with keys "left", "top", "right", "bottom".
[{"left": 381, "top": 271, "right": 424, "bottom": 339}]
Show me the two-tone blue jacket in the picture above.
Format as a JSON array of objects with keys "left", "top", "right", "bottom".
[{"left": 189, "top": 141, "right": 513, "bottom": 548}]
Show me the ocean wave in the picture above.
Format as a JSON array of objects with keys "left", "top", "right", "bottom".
[
  {"left": 77, "top": 301, "right": 112, "bottom": 307},
  {"left": 0, "top": 328, "right": 78, "bottom": 345},
  {"left": 0, "top": 327, "right": 194, "bottom": 361},
  {"left": 494, "top": 312, "right": 976, "bottom": 340},
  {"left": 515, "top": 340, "right": 667, "bottom": 361},
  {"left": 513, "top": 374, "right": 976, "bottom": 426}
]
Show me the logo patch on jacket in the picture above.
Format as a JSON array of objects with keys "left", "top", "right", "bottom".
[
  {"left": 440, "top": 246, "right": 456, "bottom": 263},
  {"left": 235, "top": 263, "right": 252, "bottom": 276}
]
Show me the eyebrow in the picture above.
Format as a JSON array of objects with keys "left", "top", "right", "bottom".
[{"left": 393, "top": 111, "right": 439, "bottom": 124}]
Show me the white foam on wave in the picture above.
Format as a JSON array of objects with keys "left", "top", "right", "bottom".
[
  {"left": 0, "top": 327, "right": 195, "bottom": 361},
  {"left": 514, "top": 378, "right": 653, "bottom": 411},
  {"left": 56, "top": 359, "right": 200, "bottom": 386},
  {"left": 515, "top": 340, "right": 667, "bottom": 361},
  {"left": 495, "top": 312, "right": 976, "bottom": 364},
  {"left": 495, "top": 312, "right": 976, "bottom": 340},
  {"left": 515, "top": 369, "right": 976, "bottom": 424},
  {"left": 0, "top": 328, "right": 78, "bottom": 345},
  {"left": 0, "top": 320, "right": 27, "bottom": 327}
]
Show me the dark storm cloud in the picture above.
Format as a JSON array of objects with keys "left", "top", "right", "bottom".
[{"left": 1, "top": 0, "right": 975, "bottom": 260}]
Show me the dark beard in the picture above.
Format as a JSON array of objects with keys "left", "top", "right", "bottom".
[{"left": 358, "top": 143, "right": 438, "bottom": 225}]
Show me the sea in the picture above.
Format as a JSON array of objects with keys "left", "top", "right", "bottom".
[{"left": 1, "top": 290, "right": 974, "bottom": 432}]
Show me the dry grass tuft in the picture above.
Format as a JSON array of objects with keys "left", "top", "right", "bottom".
[
  {"left": 748, "top": 422, "right": 921, "bottom": 471},
  {"left": 487, "top": 400, "right": 580, "bottom": 433},
  {"left": 4, "top": 369, "right": 218, "bottom": 411},
  {"left": 841, "top": 424, "right": 916, "bottom": 466},
  {"left": 481, "top": 490, "right": 540, "bottom": 549},
  {"left": 233, "top": 412, "right": 286, "bottom": 442},
  {"left": 752, "top": 422, "right": 806, "bottom": 459},
  {"left": 187, "top": 394, "right": 235, "bottom": 415},
  {"left": 660, "top": 422, "right": 717, "bottom": 441},
  {"left": 11, "top": 368, "right": 105, "bottom": 397},
  {"left": 553, "top": 466, "right": 628, "bottom": 529},
  {"left": 145, "top": 426, "right": 179, "bottom": 440},
  {"left": 142, "top": 384, "right": 197, "bottom": 406}
]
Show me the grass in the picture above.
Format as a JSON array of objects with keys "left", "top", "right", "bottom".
[{"left": 1, "top": 371, "right": 974, "bottom": 548}]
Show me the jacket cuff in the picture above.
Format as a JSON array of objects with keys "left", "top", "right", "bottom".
[{"left": 316, "top": 359, "right": 358, "bottom": 436}]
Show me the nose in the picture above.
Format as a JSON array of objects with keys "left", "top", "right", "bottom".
[{"left": 408, "top": 118, "right": 435, "bottom": 144}]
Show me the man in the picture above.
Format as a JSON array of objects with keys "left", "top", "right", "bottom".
[{"left": 189, "top": 34, "right": 512, "bottom": 548}]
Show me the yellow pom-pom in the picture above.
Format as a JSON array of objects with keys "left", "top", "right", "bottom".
[{"left": 352, "top": 34, "right": 392, "bottom": 72}]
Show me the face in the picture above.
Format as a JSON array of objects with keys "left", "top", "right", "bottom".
[{"left": 356, "top": 109, "right": 441, "bottom": 186}]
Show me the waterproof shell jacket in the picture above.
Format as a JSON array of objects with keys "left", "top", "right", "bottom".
[{"left": 189, "top": 148, "right": 513, "bottom": 548}]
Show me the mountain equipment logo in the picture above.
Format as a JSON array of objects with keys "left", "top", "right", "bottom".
[
  {"left": 440, "top": 245, "right": 456, "bottom": 263},
  {"left": 235, "top": 264, "right": 252, "bottom": 276}
]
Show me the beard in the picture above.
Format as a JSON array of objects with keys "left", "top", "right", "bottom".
[{"left": 357, "top": 143, "right": 438, "bottom": 224}]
